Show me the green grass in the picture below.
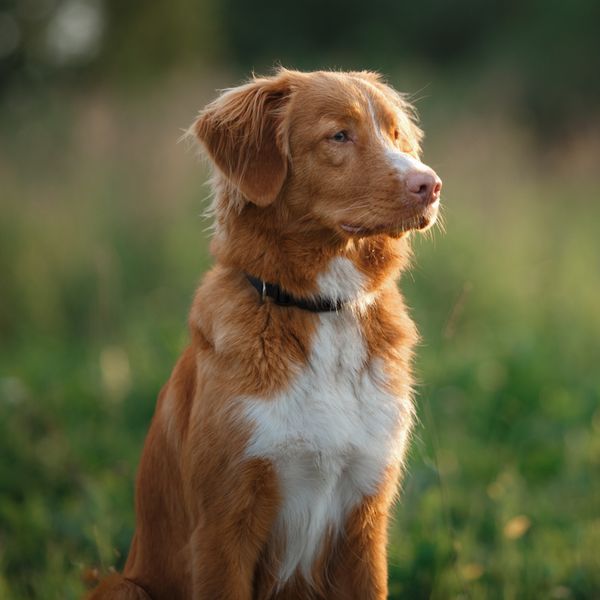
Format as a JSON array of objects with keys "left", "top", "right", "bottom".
[{"left": 1, "top": 77, "right": 599, "bottom": 599}]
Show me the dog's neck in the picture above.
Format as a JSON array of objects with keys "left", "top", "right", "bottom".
[{"left": 209, "top": 193, "right": 412, "bottom": 304}]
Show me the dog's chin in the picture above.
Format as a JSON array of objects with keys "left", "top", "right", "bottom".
[
  {"left": 414, "top": 199, "right": 440, "bottom": 232},
  {"left": 340, "top": 201, "right": 440, "bottom": 238}
]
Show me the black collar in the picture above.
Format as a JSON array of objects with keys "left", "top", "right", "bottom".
[{"left": 246, "top": 274, "right": 346, "bottom": 313}]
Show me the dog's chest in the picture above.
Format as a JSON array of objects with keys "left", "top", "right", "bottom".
[{"left": 243, "top": 311, "right": 410, "bottom": 582}]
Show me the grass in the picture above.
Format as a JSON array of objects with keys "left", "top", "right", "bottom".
[{"left": 1, "top": 74, "right": 599, "bottom": 599}]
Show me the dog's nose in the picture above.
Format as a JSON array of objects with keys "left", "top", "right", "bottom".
[{"left": 406, "top": 169, "right": 442, "bottom": 204}]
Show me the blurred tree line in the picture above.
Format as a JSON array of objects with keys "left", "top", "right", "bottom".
[{"left": 1, "top": 0, "right": 599, "bottom": 134}]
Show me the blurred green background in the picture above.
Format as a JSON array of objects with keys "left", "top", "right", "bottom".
[{"left": 1, "top": 1, "right": 599, "bottom": 598}]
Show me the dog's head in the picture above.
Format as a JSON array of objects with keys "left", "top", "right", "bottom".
[{"left": 193, "top": 69, "right": 441, "bottom": 239}]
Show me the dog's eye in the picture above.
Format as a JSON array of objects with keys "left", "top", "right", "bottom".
[{"left": 331, "top": 130, "right": 350, "bottom": 143}]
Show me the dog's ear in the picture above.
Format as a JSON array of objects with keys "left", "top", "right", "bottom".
[{"left": 194, "top": 72, "right": 293, "bottom": 206}]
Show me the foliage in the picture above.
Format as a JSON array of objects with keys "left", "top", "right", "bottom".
[{"left": 1, "top": 0, "right": 599, "bottom": 133}]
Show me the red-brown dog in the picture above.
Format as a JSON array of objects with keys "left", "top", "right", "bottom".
[{"left": 89, "top": 68, "right": 442, "bottom": 600}]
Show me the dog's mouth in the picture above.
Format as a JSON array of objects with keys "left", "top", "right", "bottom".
[{"left": 340, "top": 199, "right": 440, "bottom": 237}]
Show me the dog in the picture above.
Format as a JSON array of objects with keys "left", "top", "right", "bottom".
[{"left": 89, "top": 68, "right": 442, "bottom": 600}]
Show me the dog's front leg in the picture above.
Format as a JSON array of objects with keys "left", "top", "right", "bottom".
[
  {"left": 328, "top": 471, "right": 400, "bottom": 600},
  {"left": 189, "top": 457, "right": 280, "bottom": 600},
  {"left": 330, "top": 499, "right": 390, "bottom": 599}
]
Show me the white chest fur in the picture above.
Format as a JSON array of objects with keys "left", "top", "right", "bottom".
[{"left": 242, "top": 259, "right": 412, "bottom": 583}]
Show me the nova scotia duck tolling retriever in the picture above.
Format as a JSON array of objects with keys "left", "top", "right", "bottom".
[{"left": 88, "top": 68, "right": 442, "bottom": 600}]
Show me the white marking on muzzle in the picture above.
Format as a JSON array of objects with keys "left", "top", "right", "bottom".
[
  {"left": 385, "top": 149, "right": 428, "bottom": 176},
  {"left": 365, "top": 97, "right": 429, "bottom": 177}
]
